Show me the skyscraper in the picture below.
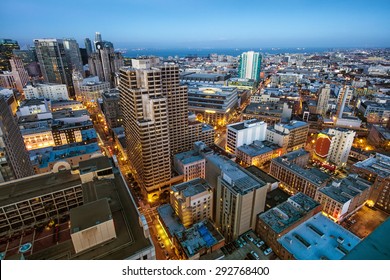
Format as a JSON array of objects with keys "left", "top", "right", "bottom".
[
  {"left": 34, "top": 39, "right": 74, "bottom": 95},
  {"left": 84, "top": 38, "right": 93, "bottom": 56},
  {"left": 119, "top": 59, "right": 171, "bottom": 192},
  {"left": 94, "top": 32, "right": 102, "bottom": 48},
  {"left": 63, "top": 38, "right": 84, "bottom": 75},
  {"left": 88, "top": 39, "right": 124, "bottom": 86},
  {"left": 0, "top": 39, "right": 20, "bottom": 72},
  {"left": 238, "top": 51, "right": 262, "bottom": 81},
  {"left": 0, "top": 95, "right": 35, "bottom": 182},
  {"left": 316, "top": 84, "right": 330, "bottom": 116},
  {"left": 325, "top": 128, "right": 355, "bottom": 167},
  {"left": 120, "top": 58, "right": 214, "bottom": 193},
  {"left": 336, "top": 85, "right": 353, "bottom": 119}
]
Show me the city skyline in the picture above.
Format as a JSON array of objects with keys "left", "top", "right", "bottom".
[{"left": 2, "top": 0, "right": 390, "bottom": 48}]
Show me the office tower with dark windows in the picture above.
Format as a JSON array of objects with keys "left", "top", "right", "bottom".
[
  {"left": 0, "top": 39, "right": 20, "bottom": 72},
  {"left": 84, "top": 38, "right": 93, "bottom": 56},
  {"left": 0, "top": 96, "right": 35, "bottom": 182},
  {"left": 63, "top": 38, "right": 84, "bottom": 75},
  {"left": 34, "top": 39, "right": 74, "bottom": 95}
]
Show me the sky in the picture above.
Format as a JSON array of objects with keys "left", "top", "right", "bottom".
[{"left": 1, "top": 0, "right": 390, "bottom": 49}]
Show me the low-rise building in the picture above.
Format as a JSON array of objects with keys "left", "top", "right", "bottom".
[
  {"left": 237, "top": 140, "right": 284, "bottom": 168},
  {"left": 266, "top": 120, "right": 309, "bottom": 152},
  {"left": 351, "top": 153, "right": 390, "bottom": 214},
  {"left": 316, "top": 175, "right": 372, "bottom": 222},
  {"left": 277, "top": 213, "right": 361, "bottom": 260},
  {"left": 102, "top": 89, "right": 122, "bottom": 129},
  {"left": 24, "top": 83, "right": 69, "bottom": 100},
  {"left": 368, "top": 125, "right": 390, "bottom": 150},
  {"left": 170, "top": 178, "right": 213, "bottom": 228},
  {"left": 174, "top": 220, "right": 224, "bottom": 260},
  {"left": 242, "top": 102, "right": 292, "bottom": 125},
  {"left": 256, "top": 193, "right": 321, "bottom": 256}
]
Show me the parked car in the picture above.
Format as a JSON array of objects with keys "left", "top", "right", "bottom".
[
  {"left": 250, "top": 250, "right": 260, "bottom": 260},
  {"left": 264, "top": 248, "right": 273, "bottom": 256},
  {"left": 246, "top": 233, "right": 254, "bottom": 242},
  {"left": 256, "top": 240, "right": 265, "bottom": 248}
]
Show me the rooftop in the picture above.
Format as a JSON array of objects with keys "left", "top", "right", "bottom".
[
  {"left": 246, "top": 165, "right": 279, "bottom": 184},
  {"left": 171, "top": 178, "right": 211, "bottom": 198},
  {"left": 157, "top": 204, "right": 185, "bottom": 237},
  {"left": 372, "top": 125, "right": 390, "bottom": 140},
  {"left": 79, "top": 156, "right": 112, "bottom": 175},
  {"left": 343, "top": 218, "right": 390, "bottom": 260},
  {"left": 278, "top": 213, "right": 361, "bottom": 260},
  {"left": 259, "top": 192, "right": 320, "bottom": 234},
  {"left": 279, "top": 120, "right": 308, "bottom": 130},
  {"left": 175, "top": 220, "right": 224, "bottom": 258},
  {"left": 237, "top": 140, "right": 277, "bottom": 157},
  {"left": 70, "top": 198, "right": 112, "bottom": 233},
  {"left": 319, "top": 175, "right": 372, "bottom": 204},
  {"left": 353, "top": 153, "right": 390, "bottom": 178},
  {"left": 174, "top": 149, "right": 204, "bottom": 165},
  {"left": 228, "top": 119, "right": 266, "bottom": 131}
]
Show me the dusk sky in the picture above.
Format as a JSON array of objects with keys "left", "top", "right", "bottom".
[{"left": 2, "top": 0, "right": 390, "bottom": 49}]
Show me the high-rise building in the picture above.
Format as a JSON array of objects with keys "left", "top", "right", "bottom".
[
  {"left": 336, "top": 85, "right": 353, "bottom": 119},
  {"left": 238, "top": 51, "right": 262, "bottom": 81},
  {"left": 102, "top": 89, "right": 122, "bottom": 129},
  {"left": 226, "top": 119, "right": 267, "bottom": 154},
  {"left": 88, "top": 39, "right": 124, "bottom": 86},
  {"left": 12, "top": 49, "right": 41, "bottom": 77},
  {"left": 316, "top": 84, "right": 330, "bottom": 116},
  {"left": 119, "top": 61, "right": 171, "bottom": 192},
  {"left": 63, "top": 38, "right": 84, "bottom": 75},
  {"left": 119, "top": 59, "right": 214, "bottom": 193},
  {"left": 0, "top": 96, "right": 35, "bottom": 182},
  {"left": 94, "top": 32, "right": 102, "bottom": 47},
  {"left": 325, "top": 128, "right": 356, "bottom": 167},
  {"left": 34, "top": 39, "right": 74, "bottom": 95},
  {"left": 0, "top": 39, "right": 20, "bottom": 72},
  {"left": 266, "top": 120, "right": 309, "bottom": 152},
  {"left": 84, "top": 38, "right": 93, "bottom": 56},
  {"left": 206, "top": 154, "right": 267, "bottom": 242}
]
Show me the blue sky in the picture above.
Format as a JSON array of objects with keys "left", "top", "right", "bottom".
[{"left": 2, "top": 0, "right": 390, "bottom": 48}]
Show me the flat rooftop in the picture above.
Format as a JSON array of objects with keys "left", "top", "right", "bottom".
[
  {"left": 278, "top": 213, "right": 361, "bottom": 260},
  {"left": 174, "top": 149, "right": 204, "bottom": 165},
  {"left": 0, "top": 171, "right": 82, "bottom": 207},
  {"left": 259, "top": 192, "right": 320, "bottom": 234},
  {"left": 246, "top": 165, "right": 279, "bottom": 184},
  {"left": 237, "top": 141, "right": 274, "bottom": 157},
  {"left": 79, "top": 156, "right": 112, "bottom": 174},
  {"left": 373, "top": 125, "right": 390, "bottom": 140},
  {"left": 70, "top": 198, "right": 112, "bottom": 233},
  {"left": 157, "top": 204, "right": 185, "bottom": 237},
  {"left": 353, "top": 153, "right": 390, "bottom": 178},
  {"left": 175, "top": 220, "right": 224, "bottom": 258},
  {"left": 228, "top": 119, "right": 265, "bottom": 131},
  {"left": 319, "top": 175, "right": 371, "bottom": 204},
  {"left": 343, "top": 218, "right": 390, "bottom": 260},
  {"left": 171, "top": 178, "right": 211, "bottom": 198},
  {"left": 280, "top": 120, "right": 308, "bottom": 130}
]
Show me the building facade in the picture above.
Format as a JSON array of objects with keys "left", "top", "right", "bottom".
[
  {"left": 24, "top": 83, "right": 69, "bottom": 100},
  {"left": 238, "top": 51, "right": 262, "bottom": 81}
]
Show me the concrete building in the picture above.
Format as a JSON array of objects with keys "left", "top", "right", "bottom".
[
  {"left": 325, "top": 128, "right": 356, "bottom": 167},
  {"left": 119, "top": 59, "right": 214, "bottom": 193},
  {"left": 256, "top": 193, "right": 321, "bottom": 256},
  {"left": 359, "top": 101, "right": 390, "bottom": 125},
  {"left": 316, "top": 175, "right": 372, "bottom": 222},
  {"left": 0, "top": 96, "right": 35, "bottom": 182},
  {"left": 102, "top": 89, "right": 122, "bottom": 129},
  {"left": 72, "top": 74, "right": 110, "bottom": 105},
  {"left": 226, "top": 119, "right": 267, "bottom": 154},
  {"left": 316, "top": 84, "right": 330, "bottom": 116},
  {"left": 266, "top": 120, "right": 309, "bottom": 152},
  {"left": 63, "top": 38, "right": 83, "bottom": 76},
  {"left": 205, "top": 155, "right": 267, "bottom": 242},
  {"left": 368, "top": 125, "right": 390, "bottom": 150},
  {"left": 24, "top": 83, "right": 69, "bottom": 100},
  {"left": 170, "top": 178, "right": 213, "bottom": 228},
  {"left": 270, "top": 150, "right": 331, "bottom": 198},
  {"left": 0, "top": 156, "right": 155, "bottom": 260},
  {"left": 238, "top": 51, "right": 262, "bottom": 81},
  {"left": 336, "top": 85, "right": 353, "bottom": 119},
  {"left": 236, "top": 140, "right": 284, "bottom": 168},
  {"left": 187, "top": 84, "right": 238, "bottom": 126},
  {"left": 278, "top": 213, "right": 361, "bottom": 260},
  {"left": 351, "top": 153, "right": 390, "bottom": 213},
  {"left": 246, "top": 166, "right": 280, "bottom": 192},
  {"left": 174, "top": 220, "right": 224, "bottom": 260},
  {"left": 0, "top": 38, "right": 19, "bottom": 72},
  {"left": 173, "top": 142, "right": 210, "bottom": 182}
]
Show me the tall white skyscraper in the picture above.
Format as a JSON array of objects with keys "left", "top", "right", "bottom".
[{"left": 238, "top": 51, "right": 262, "bottom": 81}]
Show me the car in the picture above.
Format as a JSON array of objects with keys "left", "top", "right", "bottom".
[
  {"left": 246, "top": 233, "right": 254, "bottom": 242},
  {"left": 250, "top": 250, "right": 260, "bottom": 260},
  {"left": 156, "top": 235, "right": 161, "bottom": 241},
  {"left": 239, "top": 236, "right": 247, "bottom": 245},
  {"left": 263, "top": 248, "right": 273, "bottom": 256},
  {"left": 159, "top": 242, "right": 165, "bottom": 249},
  {"left": 256, "top": 240, "right": 265, "bottom": 248},
  {"left": 236, "top": 239, "right": 243, "bottom": 248}
]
